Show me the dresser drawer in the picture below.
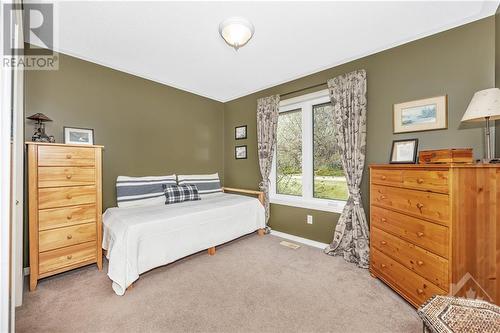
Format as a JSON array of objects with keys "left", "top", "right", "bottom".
[
  {"left": 372, "top": 227, "right": 448, "bottom": 290},
  {"left": 402, "top": 170, "right": 449, "bottom": 193},
  {"left": 38, "top": 185, "right": 96, "bottom": 209},
  {"left": 38, "top": 167, "right": 96, "bottom": 188},
  {"left": 38, "top": 145, "right": 95, "bottom": 167},
  {"left": 371, "top": 206, "right": 449, "bottom": 258},
  {"left": 371, "top": 184, "right": 449, "bottom": 225},
  {"left": 371, "top": 248, "right": 445, "bottom": 307},
  {"left": 38, "top": 204, "right": 96, "bottom": 231},
  {"left": 39, "top": 222, "right": 96, "bottom": 252},
  {"left": 39, "top": 241, "right": 96, "bottom": 275},
  {"left": 371, "top": 169, "right": 403, "bottom": 187}
]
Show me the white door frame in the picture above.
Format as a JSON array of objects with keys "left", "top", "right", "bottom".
[
  {"left": 0, "top": 11, "right": 14, "bottom": 333},
  {"left": 11, "top": 0, "right": 24, "bottom": 309},
  {"left": 1, "top": 1, "right": 24, "bottom": 331}
]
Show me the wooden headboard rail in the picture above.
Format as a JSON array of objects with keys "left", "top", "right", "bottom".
[{"left": 222, "top": 187, "right": 264, "bottom": 206}]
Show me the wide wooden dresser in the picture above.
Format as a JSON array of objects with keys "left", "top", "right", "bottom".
[
  {"left": 27, "top": 142, "right": 103, "bottom": 291},
  {"left": 369, "top": 164, "right": 499, "bottom": 307}
]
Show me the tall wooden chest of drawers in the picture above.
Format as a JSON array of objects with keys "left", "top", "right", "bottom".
[
  {"left": 27, "top": 142, "right": 103, "bottom": 291},
  {"left": 370, "top": 164, "right": 499, "bottom": 307}
]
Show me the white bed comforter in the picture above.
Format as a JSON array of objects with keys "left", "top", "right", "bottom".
[{"left": 102, "top": 193, "right": 265, "bottom": 295}]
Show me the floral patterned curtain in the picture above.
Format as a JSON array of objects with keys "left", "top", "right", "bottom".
[
  {"left": 256, "top": 95, "right": 280, "bottom": 230},
  {"left": 324, "top": 69, "right": 370, "bottom": 268}
]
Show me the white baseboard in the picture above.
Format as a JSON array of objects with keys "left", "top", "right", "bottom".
[
  {"left": 23, "top": 267, "right": 30, "bottom": 276},
  {"left": 270, "top": 230, "right": 329, "bottom": 249}
]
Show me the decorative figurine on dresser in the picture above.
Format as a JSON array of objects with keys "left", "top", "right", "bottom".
[
  {"left": 27, "top": 142, "right": 104, "bottom": 291},
  {"left": 26, "top": 113, "right": 55, "bottom": 143},
  {"left": 369, "top": 163, "right": 500, "bottom": 307}
]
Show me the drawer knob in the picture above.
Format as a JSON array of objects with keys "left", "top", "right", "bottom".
[
  {"left": 66, "top": 215, "right": 72, "bottom": 220},
  {"left": 381, "top": 217, "right": 387, "bottom": 222},
  {"left": 67, "top": 255, "right": 72, "bottom": 260},
  {"left": 381, "top": 175, "right": 387, "bottom": 180},
  {"left": 66, "top": 194, "right": 72, "bottom": 200},
  {"left": 380, "top": 264, "right": 387, "bottom": 268},
  {"left": 380, "top": 241, "right": 387, "bottom": 245},
  {"left": 417, "top": 232, "right": 424, "bottom": 238},
  {"left": 66, "top": 154, "right": 72, "bottom": 159},
  {"left": 67, "top": 234, "right": 73, "bottom": 240},
  {"left": 417, "top": 260, "right": 424, "bottom": 266},
  {"left": 417, "top": 178, "right": 424, "bottom": 184},
  {"left": 416, "top": 203, "right": 424, "bottom": 209},
  {"left": 380, "top": 195, "right": 386, "bottom": 200},
  {"left": 66, "top": 174, "right": 73, "bottom": 179},
  {"left": 417, "top": 288, "right": 424, "bottom": 295}
]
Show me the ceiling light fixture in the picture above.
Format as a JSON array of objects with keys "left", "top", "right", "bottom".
[{"left": 219, "top": 17, "right": 254, "bottom": 50}]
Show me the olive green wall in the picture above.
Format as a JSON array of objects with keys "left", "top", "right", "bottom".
[
  {"left": 25, "top": 52, "right": 225, "bottom": 209},
  {"left": 224, "top": 17, "right": 495, "bottom": 244},
  {"left": 24, "top": 52, "right": 224, "bottom": 265},
  {"left": 24, "top": 16, "right": 497, "bottom": 257}
]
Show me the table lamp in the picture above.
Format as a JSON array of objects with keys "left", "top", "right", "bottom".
[
  {"left": 27, "top": 113, "right": 53, "bottom": 142},
  {"left": 461, "top": 88, "right": 500, "bottom": 162}
]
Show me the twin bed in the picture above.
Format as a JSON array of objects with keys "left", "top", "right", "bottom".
[{"left": 102, "top": 187, "right": 266, "bottom": 295}]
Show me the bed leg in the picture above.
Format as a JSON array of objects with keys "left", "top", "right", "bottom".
[
  {"left": 258, "top": 192, "right": 265, "bottom": 206},
  {"left": 258, "top": 228, "right": 265, "bottom": 236},
  {"left": 208, "top": 247, "right": 216, "bottom": 256}
]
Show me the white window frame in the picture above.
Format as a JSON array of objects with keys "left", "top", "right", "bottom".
[{"left": 270, "top": 89, "right": 346, "bottom": 214}]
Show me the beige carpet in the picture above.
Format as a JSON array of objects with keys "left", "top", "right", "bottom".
[{"left": 16, "top": 234, "right": 420, "bottom": 332}]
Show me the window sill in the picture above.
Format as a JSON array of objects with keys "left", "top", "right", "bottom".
[{"left": 269, "top": 195, "right": 346, "bottom": 214}]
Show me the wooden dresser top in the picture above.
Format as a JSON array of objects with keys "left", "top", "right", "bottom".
[
  {"left": 369, "top": 163, "right": 500, "bottom": 169},
  {"left": 26, "top": 142, "right": 104, "bottom": 149}
]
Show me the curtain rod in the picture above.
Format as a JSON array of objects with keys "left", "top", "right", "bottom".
[{"left": 279, "top": 82, "right": 327, "bottom": 98}]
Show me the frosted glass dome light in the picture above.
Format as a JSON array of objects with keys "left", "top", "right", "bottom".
[{"left": 219, "top": 17, "right": 254, "bottom": 50}]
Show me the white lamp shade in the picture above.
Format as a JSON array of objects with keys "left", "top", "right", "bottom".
[{"left": 461, "top": 88, "right": 500, "bottom": 122}]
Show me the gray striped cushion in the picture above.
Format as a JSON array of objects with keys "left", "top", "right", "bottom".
[
  {"left": 177, "top": 173, "right": 222, "bottom": 195},
  {"left": 116, "top": 175, "right": 177, "bottom": 208}
]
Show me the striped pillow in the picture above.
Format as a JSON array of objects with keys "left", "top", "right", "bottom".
[
  {"left": 177, "top": 173, "right": 222, "bottom": 195},
  {"left": 116, "top": 175, "right": 177, "bottom": 208}
]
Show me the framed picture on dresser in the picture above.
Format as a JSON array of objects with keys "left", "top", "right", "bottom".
[
  {"left": 389, "top": 138, "right": 418, "bottom": 164},
  {"left": 64, "top": 127, "right": 95, "bottom": 145}
]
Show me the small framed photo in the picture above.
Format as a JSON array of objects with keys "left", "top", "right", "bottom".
[
  {"left": 64, "top": 127, "right": 94, "bottom": 145},
  {"left": 390, "top": 139, "right": 418, "bottom": 164},
  {"left": 393, "top": 95, "right": 447, "bottom": 133},
  {"left": 235, "top": 145, "right": 247, "bottom": 159},
  {"left": 235, "top": 125, "right": 247, "bottom": 140}
]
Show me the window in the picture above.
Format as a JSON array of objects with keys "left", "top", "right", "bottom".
[
  {"left": 313, "top": 103, "right": 348, "bottom": 201},
  {"left": 276, "top": 109, "right": 302, "bottom": 196},
  {"left": 270, "top": 90, "right": 347, "bottom": 213}
]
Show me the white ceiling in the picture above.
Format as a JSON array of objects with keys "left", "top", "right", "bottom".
[{"left": 41, "top": 1, "right": 498, "bottom": 102}]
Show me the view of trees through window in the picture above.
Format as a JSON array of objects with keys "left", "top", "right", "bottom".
[
  {"left": 275, "top": 102, "right": 348, "bottom": 201},
  {"left": 312, "top": 103, "right": 348, "bottom": 200},
  {"left": 276, "top": 109, "right": 302, "bottom": 196}
]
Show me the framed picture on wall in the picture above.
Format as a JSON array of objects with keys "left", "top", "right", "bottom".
[
  {"left": 390, "top": 139, "right": 418, "bottom": 164},
  {"left": 235, "top": 125, "right": 247, "bottom": 140},
  {"left": 235, "top": 145, "right": 247, "bottom": 159},
  {"left": 64, "top": 127, "right": 95, "bottom": 145},
  {"left": 393, "top": 95, "right": 447, "bottom": 133}
]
